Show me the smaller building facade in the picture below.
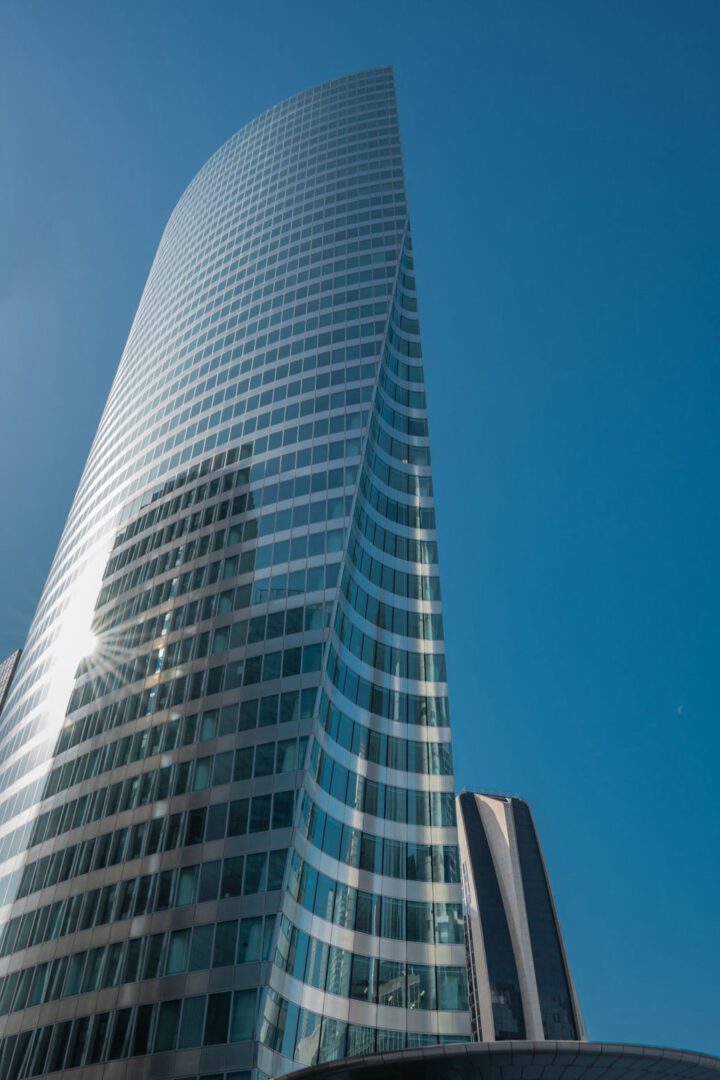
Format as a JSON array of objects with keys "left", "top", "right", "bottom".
[{"left": 456, "top": 791, "right": 584, "bottom": 1042}]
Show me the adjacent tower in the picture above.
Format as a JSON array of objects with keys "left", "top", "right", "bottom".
[
  {"left": 456, "top": 792, "right": 584, "bottom": 1043},
  {"left": 0, "top": 69, "right": 469, "bottom": 1079}
]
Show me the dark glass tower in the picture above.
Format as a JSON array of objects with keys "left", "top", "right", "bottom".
[
  {"left": 456, "top": 792, "right": 585, "bottom": 1043},
  {"left": 0, "top": 69, "right": 469, "bottom": 1079}
]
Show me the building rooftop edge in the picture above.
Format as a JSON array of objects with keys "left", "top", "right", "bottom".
[{"left": 287, "top": 1040, "right": 720, "bottom": 1080}]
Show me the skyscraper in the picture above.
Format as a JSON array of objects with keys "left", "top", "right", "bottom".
[
  {"left": 456, "top": 792, "right": 584, "bottom": 1044},
  {"left": 0, "top": 69, "right": 469, "bottom": 1079}
]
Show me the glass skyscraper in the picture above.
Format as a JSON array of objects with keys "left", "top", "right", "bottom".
[{"left": 0, "top": 69, "right": 470, "bottom": 1079}]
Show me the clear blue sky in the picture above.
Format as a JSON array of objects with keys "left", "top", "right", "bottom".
[{"left": 1, "top": 0, "right": 718, "bottom": 1055}]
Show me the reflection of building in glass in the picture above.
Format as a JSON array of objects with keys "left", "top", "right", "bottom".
[
  {"left": 0, "top": 69, "right": 468, "bottom": 1078},
  {"left": 457, "top": 792, "right": 585, "bottom": 1042},
  {"left": 0, "top": 650, "right": 21, "bottom": 714}
]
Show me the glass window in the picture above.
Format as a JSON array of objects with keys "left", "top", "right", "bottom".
[
  {"left": 407, "top": 963, "right": 436, "bottom": 1010},
  {"left": 230, "top": 988, "right": 257, "bottom": 1042},
  {"left": 59, "top": 952, "right": 84, "bottom": 999},
  {"left": 436, "top": 966, "right": 468, "bottom": 1011},
  {"left": 349, "top": 954, "right": 376, "bottom": 1002},
  {"left": 222, "top": 856, "right": 245, "bottom": 898},
  {"left": 254, "top": 743, "right": 275, "bottom": 777},
  {"left": 325, "top": 945, "right": 352, "bottom": 997},
  {"left": 243, "top": 852, "right": 267, "bottom": 894},
  {"left": 237, "top": 917, "right": 263, "bottom": 963},
  {"left": 87, "top": 1012, "right": 111, "bottom": 1064},
  {"left": 204, "top": 990, "right": 231, "bottom": 1045},
  {"left": 107, "top": 1007, "right": 132, "bottom": 1060},
  {"left": 102, "top": 941, "right": 123, "bottom": 987},
  {"left": 213, "top": 920, "right": 238, "bottom": 967},
  {"left": 177, "top": 864, "right": 198, "bottom": 906},
  {"left": 166, "top": 928, "right": 190, "bottom": 974},
  {"left": 155, "top": 999, "right": 181, "bottom": 1052},
  {"left": 228, "top": 798, "right": 249, "bottom": 835},
  {"left": 347, "top": 1024, "right": 375, "bottom": 1057},
  {"left": 198, "top": 860, "right": 221, "bottom": 902},
  {"left": 378, "top": 959, "right": 405, "bottom": 1007},
  {"left": 381, "top": 896, "right": 405, "bottom": 940},
  {"left": 189, "top": 924, "right": 214, "bottom": 970},
  {"left": 178, "top": 995, "right": 207, "bottom": 1049},
  {"left": 407, "top": 901, "right": 434, "bottom": 943},
  {"left": 82, "top": 947, "right": 104, "bottom": 993},
  {"left": 295, "top": 1007, "right": 321, "bottom": 1066},
  {"left": 132, "top": 1004, "right": 154, "bottom": 1057}
]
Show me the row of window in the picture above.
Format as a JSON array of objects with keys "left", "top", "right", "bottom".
[
  {"left": 385, "top": 340, "right": 423, "bottom": 386},
  {"left": 284, "top": 846, "right": 462, "bottom": 950},
  {"left": 0, "top": 914, "right": 274, "bottom": 1018},
  {"left": 354, "top": 501, "right": 437, "bottom": 566},
  {"left": 259, "top": 988, "right": 469, "bottom": 1068},
  {"left": 95, "top": 533, "right": 342, "bottom": 644},
  {"left": 79, "top": 377, "right": 373, "bottom": 604},
  {"left": 0, "top": 849, "right": 289, "bottom": 962},
  {"left": 327, "top": 645, "right": 449, "bottom": 727},
  {"left": 112, "top": 404, "right": 358, "bottom": 551},
  {"left": 14, "top": 781, "right": 297, "bottom": 903},
  {"left": 97, "top": 540, "right": 338, "bottom": 648},
  {"left": 298, "top": 791, "right": 460, "bottom": 884},
  {"left": 70, "top": 634, "right": 326, "bottom": 722},
  {"left": 0, "top": 987, "right": 259, "bottom": 1076},
  {"left": 146, "top": 362, "right": 374, "bottom": 481},
  {"left": 97, "top": 458, "right": 355, "bottom": 611},
  {"left": 310, "top": 739, "right": 455, "bottom": 826},
  {"left": 79, "top": 600, "right": 328, "bottom": 711},
  {"left": 93, "top": 601, "right": 330, "bottom": 699},
  {"left": 0, "top": 674, "right": 317, "bottom": 879},
  {"left": 274, "top": 914, "right": 467, "bottom": 1011},
  {"left": 341, "top": 567, "right": 444, "bottom": 642},
  {"left": 365, "top": 444, "right": 432, "bottom": 500},
  {"left": 112, "top": 449, "right": 250, "bottom": 550},
  {"left": 335, "top": 605, "right": 447, "bottom": 684},
  {"left": 348, "top": 532, "right": 440, "bottom": 601},
  {"left": 359, "top": 468, "right": 434, "bottom": 531},
  {"left": 378, "top": 364, "right": 425, "bottom": 414},
  {"left": 72, "top": 263, "right": 393, "bottom": 559},
  {"left": 57, "top": 687, "right": 316, "bottom": 772},
  {"left": 108, "top": 482, "right": 349, "bottom": 593},
  {"left": 38, "top": 734, "right": 303, "bottom": 849},
  {"left": 287, "top": 849, "right": 464, "bottom": 945},
  {"left": 319, "top": 691, "right": 454, "bottom": 775},
  {"left": 104, "top": 452, "right": 355, "bottom": 605},
  {"left": 370, "top": 416, "right": 430, "bottom": 467},
  {"left": 375, "top": 390, "right": 428, "bottom": 440},
  {"left": 46, "top": 708, "right": 308, "bottom": 809}
]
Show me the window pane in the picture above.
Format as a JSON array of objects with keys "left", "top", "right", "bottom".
[
  {"left": 221, "top": 856, "right": 244, "bottom": 898},
  {"left": 237, "top": 917, "right": 263, "bottom": 963},
  {"left": 178, "top": 995, "right": 206, "bottom": 1049},
  {"left": 189, "top": 924, "right": 213, "bottom": 970},
  {"left": 155, "top": 999, "right": 181, "bottom": 1052},
  {"left": 213, "top": 921, "right": 238, "bottom": 967},
  {"left": 166, "top": 929, "right": 190, "bottom": 974},
  {"left": 230, "top": 988, "right": 257, "bottom": 1042},
  {"left": 204, "top": 991, "right": 231, "bottom": 1044}
]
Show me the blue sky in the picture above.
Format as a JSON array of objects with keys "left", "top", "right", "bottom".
[{"left": 2, "top": 0, "right": 719, "bottom": 1054}]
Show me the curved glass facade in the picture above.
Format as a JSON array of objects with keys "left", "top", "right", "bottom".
[{"left": 0, "top": 68, "right": 469, "bottom": 1079}]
